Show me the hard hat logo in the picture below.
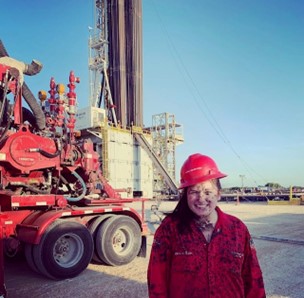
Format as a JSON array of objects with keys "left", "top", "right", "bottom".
[{"left": 179, "top": 153, "right": 227, "bottom": 189}]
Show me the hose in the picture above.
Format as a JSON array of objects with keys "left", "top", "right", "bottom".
[
  {"left": 64, "top": 171, "right": 87, "bottom": 202},
  {"left": 24, "top": 59, "right": 43, "bottom": 76},
  {"left": 39, "top": 147, "right": 60, "bottom": 158},
  {"left": 21, "top": 84, "right": 45, "bottom": 130},
  {"left": 0, "top": 39, "right": 46, "bottom": 130},
  {"left": 29, "top": 138, "right": 61, "bottom": 158},
  {"left": 0, "top": 40, "right": 9, "bottom": 57},
  {"left": 22, "top": 107, "right": 36, "bottom": 127}
]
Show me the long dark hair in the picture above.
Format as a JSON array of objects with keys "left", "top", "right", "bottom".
[
  {"left": 170, "top": 179, "right": 222, "bottom": 234},
  {"left": 169, "top": 189, "right": 194, "bottom": 233}
]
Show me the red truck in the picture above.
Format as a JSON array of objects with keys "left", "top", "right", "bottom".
[{"left": 0, "top": 48, "right": 147, "bottom": 297}]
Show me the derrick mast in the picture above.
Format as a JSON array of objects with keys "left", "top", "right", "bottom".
[{"left": 89, "top": 0, "right": 143, "bottom": 128}]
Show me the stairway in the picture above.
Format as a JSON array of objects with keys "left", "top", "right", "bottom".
[{"left": 133, "top": 132, "right": 179, "bottom": 196}]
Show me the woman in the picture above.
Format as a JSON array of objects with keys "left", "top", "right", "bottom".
[{"left": 147, "top": 153, "right": 265, "bottom": 298}]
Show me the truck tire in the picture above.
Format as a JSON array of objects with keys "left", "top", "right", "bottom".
[
  {"left": 32, "top": 219, "right": 94, "bottom": 280},
  {"left": 88, "top": 214, "right": 113, "bottom": 263},
  {"left": 24, "top": 243, "right": 40, "bottom": 274},
  {"left": 95, "top": 215, "right": 142, "bottom": 266}
]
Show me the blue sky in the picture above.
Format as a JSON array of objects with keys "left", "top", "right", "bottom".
[{"left": 1, "top": 0, "right": 303, "bottom": 188}]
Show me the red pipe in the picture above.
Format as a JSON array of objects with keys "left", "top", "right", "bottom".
[
  {"left": 48, "top": 77, "right": 56, "bottom": 116},
  {"left": 67, "top": 71, "right": 79, "bottom": 142}
]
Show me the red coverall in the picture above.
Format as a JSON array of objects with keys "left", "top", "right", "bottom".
[{"left": 147, "top": 207, "right": 265, "bottom": 298}]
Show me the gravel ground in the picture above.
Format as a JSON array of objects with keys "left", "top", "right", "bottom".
[{"left": 4, "top": 201, "right": 304, "bottom": 298}]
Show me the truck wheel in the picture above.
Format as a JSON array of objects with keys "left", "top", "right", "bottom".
[
  {"left": 24, "top": 243, "right": 40, "bottom": 274},
  {"left": 32, "top": 219, "right": 94, "bottom": 279},
  {"left": 88, "top": 214, "right": 113, "bottom": 263},
  {"left": 95, "top": 215, "right": 142, "bottom": 266}
]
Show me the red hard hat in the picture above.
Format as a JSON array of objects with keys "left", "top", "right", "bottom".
[{"left": 179, "top": 153, "right": 227, "bottom": 189}]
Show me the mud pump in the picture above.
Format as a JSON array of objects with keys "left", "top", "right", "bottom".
[{"left": 0, "top": 51, "right": 147, "bottom": 296}]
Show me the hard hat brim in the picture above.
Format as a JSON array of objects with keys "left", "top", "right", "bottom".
[{"left": 179, "top": 172, "right": 227, "bottom": 189}]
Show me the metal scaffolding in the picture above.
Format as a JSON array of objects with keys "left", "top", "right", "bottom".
[{"left": 150, "top": 112, "right": 184, "bottom": 197}]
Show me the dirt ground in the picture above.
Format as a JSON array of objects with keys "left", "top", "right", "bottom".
[{"left": 4, "top": 201, "right": 304, "bottom": 298}]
